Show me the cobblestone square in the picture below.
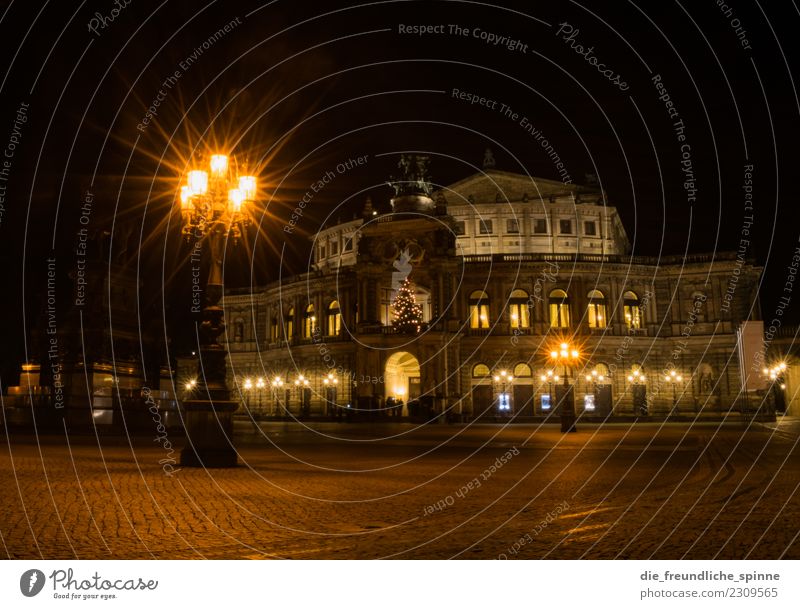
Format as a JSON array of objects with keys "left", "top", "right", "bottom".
[{"left": 1, "top": 420, "right": 798, "bottom": 559}]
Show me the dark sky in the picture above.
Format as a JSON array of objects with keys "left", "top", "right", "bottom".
[{"left": 0, "top": 0, "right": 798, "bottom": 381}]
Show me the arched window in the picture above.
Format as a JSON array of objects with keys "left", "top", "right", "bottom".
[
  {"left": 270, "top": 317, "right": 278, "bottom": 342},
  {"left": 472, "top": 363, "right": 490, "bottom": 378},
  {"left": 303, "top": 304, "right": 315, "bottom": 338},
  {"left": 469, "top": 290, "right": 490, "bottom": 329},
  {"left": 587, "top": 289, "right": 607, "bottom": 329},
  {"left": 286, "top": 307, "right": 294, "bottom": 339},
  {"left": 508, "top": 289, "right": 530, "bottom": 329},
  {"left": 549, "top": 289, "right": 570, "bottom": 328},
  {"left": 513, "top": 363, "right": 532, "bottom": 377},
  {"left": 623, "top": 291, "right": 641, "bottom": 329},
  {"left": 327, "top": 300, "right": 341, "bottom": 336}
]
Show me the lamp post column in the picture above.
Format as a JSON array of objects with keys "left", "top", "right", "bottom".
[
  {"left": 180, "top": 225, "right": 239, "bottom": 468},
  {"left": 178, "top": 154, "right": 256, "bottom": 468}
]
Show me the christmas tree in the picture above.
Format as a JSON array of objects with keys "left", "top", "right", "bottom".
[{"left": 392, "top": 277, "right": 423, "bottom": 333}]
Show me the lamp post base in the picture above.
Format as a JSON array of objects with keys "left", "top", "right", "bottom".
[
  {"left": 180, "top": 399, "right": 239, "bottom": 468},
  {"left": 556, "top": 384, "right": 577, "bottom": 433}
]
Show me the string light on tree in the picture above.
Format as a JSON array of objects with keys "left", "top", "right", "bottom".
[{"left": 392, "top": 277, "right": 423, "bottom": 334}]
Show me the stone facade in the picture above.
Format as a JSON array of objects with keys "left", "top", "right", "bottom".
[{"left": 221, "top": 171, "right": 763, "bottom": 419}]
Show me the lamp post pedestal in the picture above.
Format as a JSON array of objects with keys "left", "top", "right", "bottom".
[
  {"left": 179, "top": 262, "right": 239, "bottom": 468},
  {"left": 180, "top": 399, "right": 239, "bottom": 467},
  {"left": 557, "top": 382, "right": 576, "bottom": 433}
]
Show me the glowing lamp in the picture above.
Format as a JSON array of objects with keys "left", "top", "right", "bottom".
[
  {"left": 210, "top": 154, "right": 228, "bottom": 176},
  {"left": 187, "top": 170, "right": 208, "bottom": 195},
  {"left": 228, "top": 188, "right": 244, "bottom": 212},
  {"left": 239, "top": 175, "right": 257, "bottom": 200},
  {"left": 180, "top": 186, "right": 192, "bottom": 210}
]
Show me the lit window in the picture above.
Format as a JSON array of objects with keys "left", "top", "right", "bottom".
[
  {"left": 623, "top": 291, "right": 641, "bottom": 329},
  {"left": 548, "top": 289, "right": 570, "bottom": 328},
  {"left": 469, "top": 290, "right": 490, "bottom": 329},
  {"left": 270, "top": 317, "right": 278, "bottom": 342},
  {"left": 508, "top": 289, "right": 530, "bottom": 329},
  {"left": 472, "top": 364, "right": 490, "bottom": 378},
  {"left": 327, "top": 300, "right": 341, "bottom": 336},
  {"left": 513, "top": 363, "right": 532, "bottom": 377},
  {"left": 303, "top": 304, "right": 315, "bottom": 338},
  {"left": 587, "top": 289, "right": 607, "bottom": 329}
]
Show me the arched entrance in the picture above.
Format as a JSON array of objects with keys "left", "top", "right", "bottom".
[{"left": 384, "top": 352, "right": 421, "bottom": 416}]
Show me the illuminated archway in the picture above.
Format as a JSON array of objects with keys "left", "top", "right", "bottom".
[{"left": 384, "top": 352, "right": 421, "bottom": 414}]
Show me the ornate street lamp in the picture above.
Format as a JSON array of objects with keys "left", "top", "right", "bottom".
[
  {"left": 626, "top": 367, "right": 647, "bottom": 415},
  {"left": 323, "top": 372, "right": 339, "bottom": 417},
  {"left": 761, "top": 362, "right": 787, "bottom": 415},
  {"left": 271, "top": 376, "right": 284, "bottom": 416},
  {"left": 663, "top": 369, "right": 684, "bottom": 413},
  {"left": 178, "top": 152, "right": 257, "bottom": 468},
  {"left": 547, "top": 341, "right": 581, "bottom": 432},
  {"left": 584, "top": 368, "right": 609, "bottom": 413},
  {"left": 492, "top": 369, "right": 514, "bottom": 417},
  {"left": 294, "top": 374, "right": 310, "bottom": 417}
]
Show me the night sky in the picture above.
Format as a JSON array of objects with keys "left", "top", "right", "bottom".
[{"left": 0, "top": 0, "right": 798, "bottom": 383}]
